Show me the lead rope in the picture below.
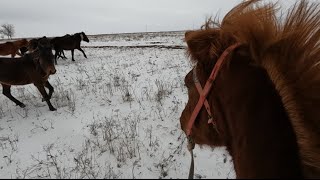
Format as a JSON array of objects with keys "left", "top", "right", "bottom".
[{"left": 187, "top": 136, "right": 195, "bottom": 179}]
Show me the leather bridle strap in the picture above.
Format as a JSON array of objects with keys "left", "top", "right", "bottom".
[
  {"left": 193, "top": 68, "right": 214, "bottom": 125},
  {"left": 186, "top": 43, "right": 241, "bottom": 136},
  {"left": 187, "top": 137, "right": 195, "bottom": 179},
  {"left": 186, "top": 43, "right": 240, "bottom": 179}
]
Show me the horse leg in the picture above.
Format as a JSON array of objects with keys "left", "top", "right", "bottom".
[
  {"left": 54, "top": 50, "right": 59, "bottom": 65},
  {"left": 71, "top": 49, "right": 75, "bottom": 61},
  {"left": 34, "top": 84, "right": 56, "bottom": 111},
  {"left": 77, "top": 47, "right": 87, "bottom": 58},
  {"left": 57, "top": 51, "right": 63, "bottom": 59},
  {"left": 1, "top": 84, "right": 25, "bottom": 108},
  {"left": 44, "top": 81, "right": 54, "bottom": 99},
  {"left": 62, "top": 50, "right": 67, "bottom": 59}
]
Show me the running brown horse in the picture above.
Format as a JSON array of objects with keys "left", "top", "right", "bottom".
[
  {"left": 0, "top": 37, "right": 57, "bottom": 111},
  {"left": 180, "top": 0, "right": 320, "bottom": 178},
  {"left": 51, "top": 32, "right": 89, "bottom": 64},
  {"left": 0, "top": 39, "right": 29, "bottom": 57}
]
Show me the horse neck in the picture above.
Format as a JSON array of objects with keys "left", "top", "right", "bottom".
[
  {"left": 73, "top": 33, "right": 81, "bottom": 41},
  {"left": 209, "top": 55, "right": 303, "bottom": 178}
]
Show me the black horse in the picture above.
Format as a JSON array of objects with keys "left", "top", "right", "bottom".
[{"left": 51, "top": 32, "right": 89, "bottom": 64}]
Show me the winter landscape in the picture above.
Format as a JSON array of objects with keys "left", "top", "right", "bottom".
[{"left": 0, "top": 31, "right": 235, "bottom": 179}]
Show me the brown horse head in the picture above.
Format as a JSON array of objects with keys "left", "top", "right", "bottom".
[
  {"left": 180, "top": 0, "right": 320, "bottom": 178},
  {"left": 180, "top": 26, "right": 235, "bottom": 146},
  {"left": 36, "top": 38, "right": 56, "bottom": 76}
]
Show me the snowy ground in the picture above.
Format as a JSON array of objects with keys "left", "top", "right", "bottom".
[{"left": 0, "top": 31, "right": 235, "bottom": 179}]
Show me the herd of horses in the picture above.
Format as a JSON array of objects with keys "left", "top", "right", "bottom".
[
  {"left": 0, "top": 31, "right": 89, "bottom": 62},
  {"left": 1, "top": 0, "right": 320, "bottom": 178},
  {"left": 0, "top": 32, "right": 89, "bottom": 111}
]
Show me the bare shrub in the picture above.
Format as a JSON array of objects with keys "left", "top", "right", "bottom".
[
  {"left": 53, "top": 86, "right": 76, "bottom": 113},
  {"left": 75, "top": 76, "right": 87, "bottom": 90},
  {"left": 86, "top": 113, "right": 141, "bottom": 167},
  {"left": 0, "top": 134, "right": 19, "bottom": 165},
  {"left": 120, "top": 85, "right": 134, "bottom": 103},
  {"left": 113, "top": 76, "right": 121, "bottom": 87},
  {"left": 72, "top": 140, "right": 100, "bottom": 179},
  {"left": 154, "top": 79, "right": 173, "bottom": 104},
  {"left": 0, "top": 106, "right": 4, "bottom": 119}
]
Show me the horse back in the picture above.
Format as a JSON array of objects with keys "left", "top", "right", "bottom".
[
  {"left": 13, "top": 39, "right": 28, "bottom": 48},
  {"left": 52, "top": 35, "right": 80, "bottom": 50}
]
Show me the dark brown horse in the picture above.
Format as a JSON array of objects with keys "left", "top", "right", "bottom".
[
  {"left": 180, "top": 0, "right": 320, "bottom": 178},
  {"left": 0, "top": 37, "right": 57, "bottom": 111},
  {"left": 28, "top": 37, "right": 49, "bottom": 52},
  {"left": 51, "top": 32, "right": 89, "bottom": 64},
  {"left": 0, "top": 39, "right": 29, "bottom": 57}
]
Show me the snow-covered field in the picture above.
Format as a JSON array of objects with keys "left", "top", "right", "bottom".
[{"left": 0, "top": 31, "right": 235, "bottom": 179}]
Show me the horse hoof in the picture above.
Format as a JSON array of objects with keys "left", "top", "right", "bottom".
[
  {"left": 19, "top": 104, "right": 26, "bottom": 108},
  {"left": 50, "top": 107, "right": 57, "bottom": 111}
]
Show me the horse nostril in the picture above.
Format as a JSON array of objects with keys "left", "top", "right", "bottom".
[{"left": 51, "top": 69, "right": 56, "bottom": 74}]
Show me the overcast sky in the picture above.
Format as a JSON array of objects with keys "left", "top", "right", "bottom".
[{"left": 0, "top": 0, "right": 298, "bottom": 38}]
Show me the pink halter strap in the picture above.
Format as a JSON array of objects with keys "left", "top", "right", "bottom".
[{"left": 186, "top": 43, "right": 241, "bottom": 136}]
